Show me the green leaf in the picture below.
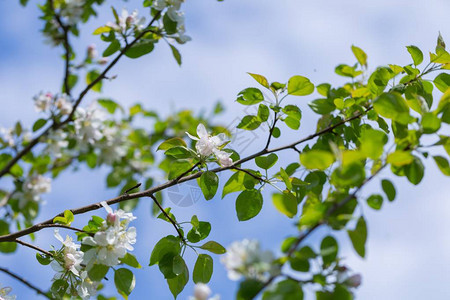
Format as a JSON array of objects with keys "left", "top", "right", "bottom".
[
  {"left": 317, "top": 285, "right": 351, "bottom": 300},
  {"left": 237, "top": 115, "right": 261, "bottom": 130},
  {"left": 255, "top": 153, "right": 278, "bottom": 170},
  {"left": 236, "top": 88, "right": 264, "bottom": 105},
  {"left": 347, "top": 217, "right": 367, "bottom": 258},
  {"left": 387, "top": 150, "right": 414, "bottom": 167},
  {"left": 193, "top": 254, "right": 213, "bottom": 284},
  {"left": 157, "top": 137, "right": 187, "bottom": 151},
  {"left": 64, "top": 210, "right": 74, "bottom": 225},
  {"left": 120, "top": 253, "right": 142, "bottom": 269},
  {"left": 288, "top": 75, "right": 314, "bottom": 96},
  {"left": 114, "top": 268, "right": 135, "bottom": 297},
  {"left": 159, "top": 254, "right": 182, "bottom": 279},
  {"left": 169, "top": 44, "right": 182, "bottom": 66},
  {"left": 163, "top": 13, "right": 178, "bottom": 34},
  {"left": 300, "top": 150, "right": 335, "bottom": 170},
  {"left": 237, "top": 279, "right": 264, "bottom": 300},
  {"left": 367, "top": 194, "right": 383, "bottom": 210},
  {"left": 433, "top": 156, "right": 450, "bottom": 176},
  {"left": 335, "top": 64, "right": 362, "bottom": 78},
  {"left": 51, "top": 279, "right": 69, "bottom": 298},
  {"left": 93, "top": 26, "right": 112, "bottom": 35},
  {"left": 257, "top": 104, "right": 270, "bottom": 122},
  {"left": 360, "top": 129, "right": 387, "bottom": 159},
  {"left": 36, "top": 253, "right": 51, "bottom": 265},
  {"left": 272, "top": 191, "right": 298, "bottom": 218},
  {"left": 421, "top": 112, "right": 441, "bottom": 134},
  {"left": 406, "top": 45, "right": 424, "bottom": 65},
  {"left": 222, "top": 171, "right": 258, "bottom": 198},
  {"left": 405, "top": 157, "right": 425, "bottom": 184},
  {"left": 167, "top": 259, "right": 189, "bottom": 299},
  {"left": 199, "top": 171, "right": 219, "bottom": 200},
  {"left": 86, "top": 69, "right": 102, "bottom": 92},
  {"left": 374, "top": 92, "right": 411, "bottom": 125},
  {"left": 351, "top": 45, "right": 368, "bottom": 66},
  {"left": 98, "top": 99, "right": 121, "bottom": 114},
  {"left": 103, "top": 39, "right": 121, "bottom": 57},
  {"left": 248, "top": 73, "right": 269, "bottom": 88},
  {"left": 125, "top": 42, "right": 154, "bottom": 59},
  {"left": 320, "top": 236, "right": 338, "bottom": 266},
  {"left": 199, "top": 241, "right": 226, "bottom": 254},
  {"left": 187, "top": 221, "right": 211, "bottom": 243},
  {"left": 88, "top": 264, "right": 109, "bottom": 281},
  {"left": 149, "top": 235, "right": 181, "bottom": 266},
  {"left": 434, "top": 73, "right": 450, "bottom": 93},
  {"left": 32, "top": 119, "right": 47, "bottom": 132},
  {"left": 381, "top": 179, "right": 396, "bottom": 201},
  {"left": 236, "top": 189, "right": 263, "bottom": 221},
  {"left": 262, "top": 279, "right": 303, "bottom": 300},
  {"left": 308, "top": 98, "right": 335, "bottom": 115},
  {"left": 289, "top": 246, "right": 315, "bottom": 272},
  {"left": 164, "top": 146, "right": 195, "bottom": 159}
]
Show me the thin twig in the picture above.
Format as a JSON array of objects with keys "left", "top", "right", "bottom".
[
  {"left": 0, "top": 108, "right": 370, "bottom": 242},
  {"left": 49, "top": 0, "right": 71, "bottom": 96},
  {"left": 0, "top": 11, "right": 162, "bottom": 179},
  {"left": 149, "top": 194, "right": 186, "bottom": 243},
  {"left": 15, "top": 239, "right": 53, "bottom": 257},
  {"left": 0, "top": 267, "right": 53, "bottom": 299},
  {"left": 124, "top": 182, "right": 142, "bottom": 194},
  {"left": 232, "top": 166, "right": 264, "bottom": 182},
  {"left": 38, "top": 224, "right": 86, "bottom": 234},
  {"left": 175, "top": 162, "right": 200, "bottom": 182}
]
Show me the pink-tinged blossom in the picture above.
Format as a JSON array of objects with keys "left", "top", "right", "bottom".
[{"left": 82, "top": 202, "right": 136, "bottom": 268}]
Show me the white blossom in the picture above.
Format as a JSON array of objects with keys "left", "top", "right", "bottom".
[
  {"left": 152, "top": 0, "right": 183, "bottom": 11},
  {"left": 189, "top": 283, "right": 221, "bottom": 300},
  {"left": 74, "top": 103, "right": 107, "bottom": 148},
  {"left": 45, "top": 130, "right": 69, "bottom": 158},
  {"left": 55, "top": 93, "right": 73, "bottom": 115},
  {"left": 0, "top": 285, "right": 16, "bottom": 300},
  {"left": 77, "top": 271, "right": 99, "bottom": 299},
  {"left": 214, "top": 149, "right": 233, "bottom": 167},
  {"left": 98, "top": 127, "right": 127, "bottom": 164},
  {"left": 16, "top": 175, "right": 51, "bottom": 207},
  {"left": 107, "top": 8, "right": 146, "bottom": 33},
  {"left": 33, "top": 92, "right": 53, "bottom": 113},
  {"left": 60, "top": 0, "right": 85, "bottom": 25},
  {"left": 51, "top": 229, "right": 84, "bottom": 278},
  {"left": 221, "top": 239, "right": 276, "bottom": 281},
  {"left": 82, "top": 202, "right": 136, "bottom": 268},
  {"left": 0, "top": 127, "right": 15, "bottom": 147},
  {"left": 187, "top": 124, "right": 229, "bottom": 157}
]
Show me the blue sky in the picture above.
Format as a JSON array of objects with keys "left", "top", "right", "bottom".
[{"left": 1, "top": 0, "right": 450, "bottom": 299}]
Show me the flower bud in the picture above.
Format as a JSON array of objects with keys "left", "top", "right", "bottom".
[
  {"left": 107, "top": 212, "right": 117, "bottom": 225},
  {"left": 346, "top": 274, "right": 362, "bottom": 288},
  {"left": 87, "top": 44, "right": 98, "bottom": 60}
]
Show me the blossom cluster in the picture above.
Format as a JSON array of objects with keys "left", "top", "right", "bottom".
[
  {"left": 16, "top": 175, "right": 52, "bottom": 208},
  {"left": 42, "top": 102, "right": 127, "bottom": 165},
  {"left": 33, "top": 92, "right": 73, "bottom": 115},
  {"left": 106, "top": 8, "right": 146, "bottom": 34},
  {"left": 81, "top": 202, "right": 137, "bottom": 268},
  {"left": 187, "top": 124, "right": 233, "bottom": 167},
  {"left": 59, "top": 0, "right": 85, "bottom": 25},
  {"left": 221, "top": 239, "right": 279, "bottom": 281},
  {"left": 49, "top": 202, "right": 136, "bottom": 299},
  {"left": 152, "top": 0, "right": 191, "bottom": 43}
]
